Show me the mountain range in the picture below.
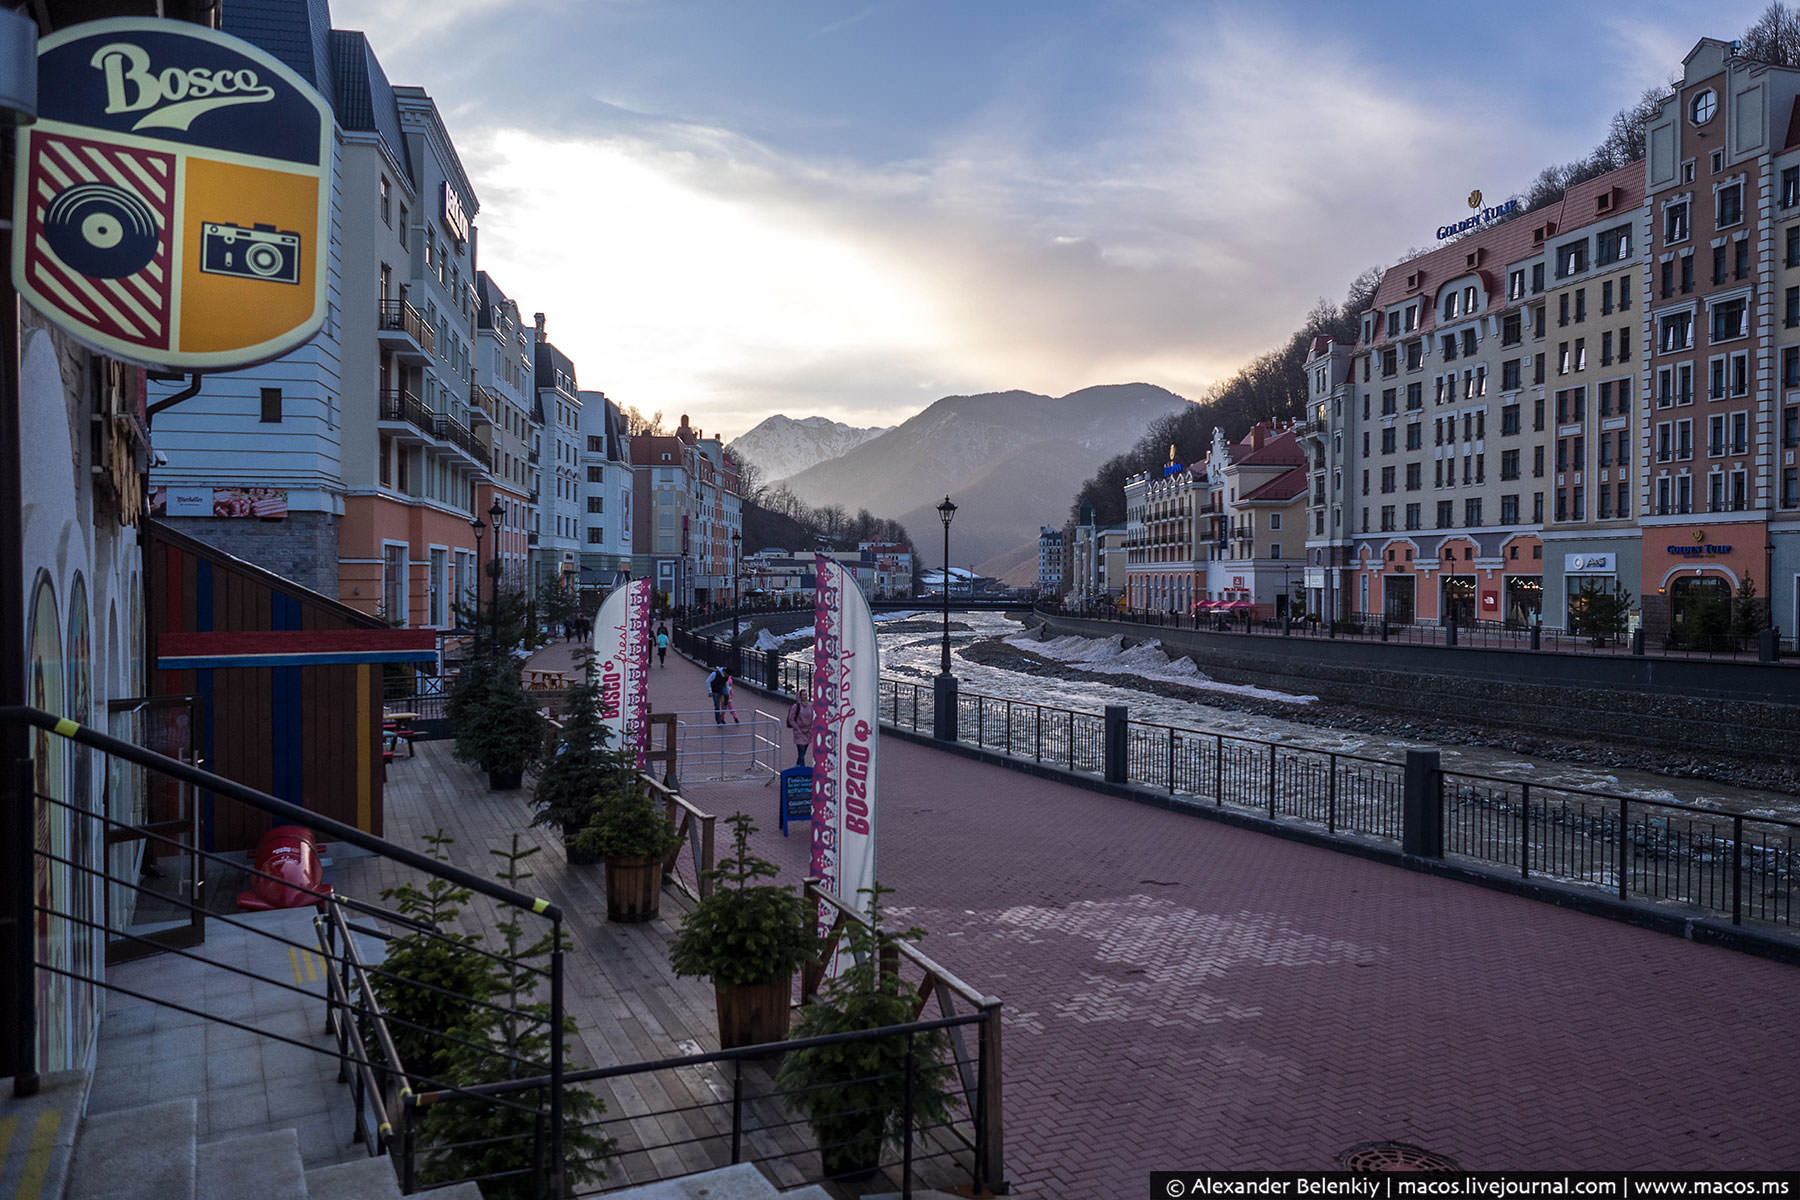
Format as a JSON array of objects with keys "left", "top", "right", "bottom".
[
  {"left": 776, "top": 383, "right": 1192, "bottom": 572},
  {"left": 725, "top": 415, "right": 890, "bottom": 484}
]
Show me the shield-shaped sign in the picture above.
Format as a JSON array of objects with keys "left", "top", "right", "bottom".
[{"left": 14, "top": 18, "right": 333, "bottom": 370}]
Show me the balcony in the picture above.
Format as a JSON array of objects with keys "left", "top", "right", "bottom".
[
  {"left": 431, "top": 410, "right": 493, "bottom": 471},
  {"left": 376, "top": 299, "right": 435, "bottom": 360},
  {"left": 378, "top": 389, "right": 493, "bottom": 471},
  {"left": 377, "top": 387, "right": 431, "bottom": 441},
  {"left": 469, "top": 382, "right": 498, "bottom": 427}
]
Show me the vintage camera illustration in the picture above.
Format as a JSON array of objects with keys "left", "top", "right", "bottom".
[{"left": 199, "top": 221, "right": 302, "bottom": 284}]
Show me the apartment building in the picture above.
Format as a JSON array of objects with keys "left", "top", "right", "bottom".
[
  {"left": 1204, "top": 424, "right": 1308, "bottom": 619},
  {"left": 530, "top": 318, "right": 583, "bottom": 592},
  {"left": 147, "top": 0, "right": 348, "bottom": 595},
  {"left": 475, "top": 273, "right": 538, "bottom": 593},
  {"left": 147, "top": 12, "right": 494, "bottom": 631},
  {"left": 1122, "top": 452, "right": 1213, "bottom": 612},
  {"left": 1640, "top": 39, "right": 1800, "bottom": 637},
  {"left": 577, "top": 391, "right": 635, "bottom": 589},
  {"left": 1311, "top": 163, "right": 1646, "bottom": 629},
  {"left": 1037, "top": 526, "right": 1064, "bottom": 595}
]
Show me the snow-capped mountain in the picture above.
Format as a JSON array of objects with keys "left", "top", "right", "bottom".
[
  {"left": 781, "top": 383, "right": 1192, "bottom": 567},
  {"left": 726, "top": 415, "right": 889, "bottom": 484}
]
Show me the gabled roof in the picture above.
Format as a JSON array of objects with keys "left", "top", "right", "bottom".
[
  {"left": 1231, "top": 426, "right": 1305, "bottom": 469},
  {"left": 328, "top": 30, "right": 410, "bottom": 177},
  {"left": 1361, "top": 161, "right": 1644, "bottom": 345},
  {"left": 1239, "top": 472, "right": 1307, "bottom": 503}
]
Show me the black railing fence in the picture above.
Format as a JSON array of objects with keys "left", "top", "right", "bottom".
[
  {"left": 673, "top": 630, "right": 1800, "bottom": 935},
  {"left": 0, "top": 705, "right": 571, "bottom": 1199},
  {"left": 1038, "top": 599, "right": 1798, "bottom": 660}
]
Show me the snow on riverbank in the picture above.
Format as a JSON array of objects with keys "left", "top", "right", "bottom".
[{"left": 1005, "top": 631, "right": 1318, "bottom": 705}]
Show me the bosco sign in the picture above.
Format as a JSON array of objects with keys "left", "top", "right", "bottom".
[{"left": 15, "top": 19, "right": 333, "bottom": 369}]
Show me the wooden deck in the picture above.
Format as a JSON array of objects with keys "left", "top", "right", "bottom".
[{"left": 335, "top": 738, "right": 973, "bottom": 1197}]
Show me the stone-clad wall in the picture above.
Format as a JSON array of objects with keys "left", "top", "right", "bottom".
[
  {"left": 159, "top": 513, "right": 340, "bottom": 599},
  {"left": 1037, "top": 614, "right": 1800, "bottom": 763}
]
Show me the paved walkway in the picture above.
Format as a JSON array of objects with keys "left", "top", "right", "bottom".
[{"left": 519, "top": 638, "right": 1800, "bottom": 1193}]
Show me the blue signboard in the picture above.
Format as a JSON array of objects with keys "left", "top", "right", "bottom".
[{"left": 779, "top": 766, "right": 813, "bottom": 837}]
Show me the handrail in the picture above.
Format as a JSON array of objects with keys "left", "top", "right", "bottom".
[
  {"left": 804, "top": 880, "right": 994, "bottom": 1010},
  {"left": 641, "top": 773, "right": 716, "bottom": 899},
  {"left": 0, "top": 706, "right": 562, "bottom": 922}
]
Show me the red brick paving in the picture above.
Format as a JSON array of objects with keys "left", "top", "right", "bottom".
[{"left": 531, "top": 639, "right": 1800, "bottom": 1194}]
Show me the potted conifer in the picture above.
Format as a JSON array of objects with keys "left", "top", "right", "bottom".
[
  {"left": 572, "top": 778, "right": 682, "bottom": 922},
  {"left": 448, "top": 655, "right": 543, "bottom": 790},
  {"left": 774, "top": 884, "right": 953, "bottom": 1180},
  {"left": 531, "top": 646, "right": 634, "bottom": 863},
  {"left": 669, "top": 814, "right": 816, "bottom": 1049}
]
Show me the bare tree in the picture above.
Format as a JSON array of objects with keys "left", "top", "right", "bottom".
[
  {"left": 622, "top": 405, "right": 666, "bottom": 436},
  {"left": 1741, "top": 1, "right": 1800, "bottom": 66}
]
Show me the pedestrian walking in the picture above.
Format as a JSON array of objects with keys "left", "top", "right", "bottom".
[
  {"left": 785, "top": 688, "right": 814, "bottom": 766},
  {"left": 656, "top": 625, "right": 669, "bottom": 667},
  {"left": 706, "top": 665, "right": 728, "bottom": 724},
  {"left": 720, "top": 671, "right": 741, "bottom": 724}
]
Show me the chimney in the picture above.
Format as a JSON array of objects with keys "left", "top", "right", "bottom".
[{"left": 534, "top": 312, "right": 546, "bottom": 340}]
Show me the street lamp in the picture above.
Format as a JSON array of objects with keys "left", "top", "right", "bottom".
[
  {"left": 487, "top": 498, "right": 505, "bottom": 647},
  {"left": 730, "top": 529, "right": 743, "bottom": 678},
  {"left": 1443, "top": 545, "right": 1459, "bottom": 646},
  {"left": 469, "top": 513, "right": 486, "bottom": 652},
  {"left": 934, "top": 496, "right": 958, "bottom": 741},
  {"left": 937, "top": 496, "right": 957, "bottom": 672}
]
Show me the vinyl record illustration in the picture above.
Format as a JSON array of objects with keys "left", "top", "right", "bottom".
[{"left": 43, "top": 183, "right": 160, "bottom": 279}]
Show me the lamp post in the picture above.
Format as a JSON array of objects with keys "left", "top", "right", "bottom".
[
  {"left": 487, "top": 498, "right": 505, "bottom": 648},
  {"left": 469, "top": 513, "right": 486, "bottom": 653},
  {"left": 934, "top": 496, "right": 958, "bottom": 740},
  {"left": 1443, "top": 545, "right": 1458, "bottom": 647},
  {"left": 730, "top": 529, "right": 742, "bottom": 678}
]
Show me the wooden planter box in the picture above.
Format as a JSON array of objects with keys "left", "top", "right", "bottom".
[
  {"left": 605, "top": 855, "right": 662, "bottom": 922},
  {"left": 715, "top": 975, "right": 792, "bottom": 1050}
]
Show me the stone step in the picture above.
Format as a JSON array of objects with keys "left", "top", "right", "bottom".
[
  {"left": 197, "top": 1128, "right": 307, "bottom": 1200},
  {"left": 774, "top": 1187, "right": 834, "bottom": 1198},
  {"left": 0, "top": 1071, "right": 86, "bottom": 1200},
  {"left": 302, "top": 1154, "right": 403, "bottom": 1200},
  {"left": 605, "top": 1162, "right": 783, "bottom": 1198},
  {"left": 67, "top": 1096, "right": 196, "bottom": 1200}
]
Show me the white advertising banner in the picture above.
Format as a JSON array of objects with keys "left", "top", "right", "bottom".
[
  {"left": 592, "top": 578, "right": 653, "bottom": 770},
  {"left": 810, "top": 555, "right": 880, "bottom": 931}
]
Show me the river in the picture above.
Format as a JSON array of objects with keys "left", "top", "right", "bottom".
[{"left": 757, "top": 610, "right": 1796, "bottom": 820}]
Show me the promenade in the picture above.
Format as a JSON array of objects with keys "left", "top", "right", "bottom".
[{"left": 476, "top": 637, "right": 1800, "bottom": 1193}]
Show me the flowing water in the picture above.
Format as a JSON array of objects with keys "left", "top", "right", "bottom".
[{"left": 755, "top": 611, "right": 1796, "bottom": 819}]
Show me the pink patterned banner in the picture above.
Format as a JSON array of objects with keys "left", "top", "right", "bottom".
[
  {"left": 810, "top": 556, "right": 879, "bottom": 934},
  {"left": 594, "top": 578, "right": 653, "bottom": 769}
]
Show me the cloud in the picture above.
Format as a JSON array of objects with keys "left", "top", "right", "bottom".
[{"left": 325, "top": 3, "right": 1612, "bottom": 437}]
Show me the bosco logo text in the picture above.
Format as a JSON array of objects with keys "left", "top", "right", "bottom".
[{"left": 91, "top": 42, "right": 275, "bottom": 132}]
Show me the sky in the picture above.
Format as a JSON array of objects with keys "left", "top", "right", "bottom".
[{"left": 328, "top": 0, "right": 1773, "bottom": 441}]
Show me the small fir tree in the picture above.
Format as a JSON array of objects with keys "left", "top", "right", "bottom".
[
  {"left": 1732, "top": 577, "right": 1765, "bottom": 642},
  {"left": 670, "top": 813, "right": 816, "bottom": 987},
  {"left": 774, "top": 884, "right": 953, "bottom": 1178},
  {"left": 1570, "top": 579, "right": 1632, "bottom": 643},
  {"left": 531, "top": 644, "right": 637, "bottom": 835},
  {"left": 416, "top": 835, "right": 612, "bottom": 1197},
  {"left": 368, "top": 830, "right": 500, "bottom": 1089}
]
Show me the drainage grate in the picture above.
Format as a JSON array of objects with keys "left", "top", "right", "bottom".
[{"left": 1337, "top": 1142, "right": 1461, "bottom": 1172}]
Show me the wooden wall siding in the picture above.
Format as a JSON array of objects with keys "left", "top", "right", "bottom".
[{"left": 146, "top": 523, "right": 388, "bottom": 853}]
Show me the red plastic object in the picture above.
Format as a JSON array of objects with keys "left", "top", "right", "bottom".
[{"left": 236, "top": 825, "right": 333, "bottom": 912}]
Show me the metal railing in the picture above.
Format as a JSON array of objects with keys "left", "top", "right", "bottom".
[
  {"left": 408, "top": 881, "right": 1002, "bottom": 1197},
  {"left": 673, "top": 630, "right": 1800, "bottom": 935},
  {"left": 0, "top": 704, "right": 571, "bottom": 1198},
  {"left": 378, "top": 299, "right": 436, "bottom": 355},
  {"left": 1037, "top": 600, "right": 1799, "bottom": 659},
  {"left": 1440, "top": 770, "right": 1800, "bottom": 926}
]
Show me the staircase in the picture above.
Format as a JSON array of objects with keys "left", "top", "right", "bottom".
[
  {"left": 65, "top": 1097, "right": 479, "bottom": 1200},
  {"left": 600, "top": 1162, "right": 963, "bottom": 1199}
]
